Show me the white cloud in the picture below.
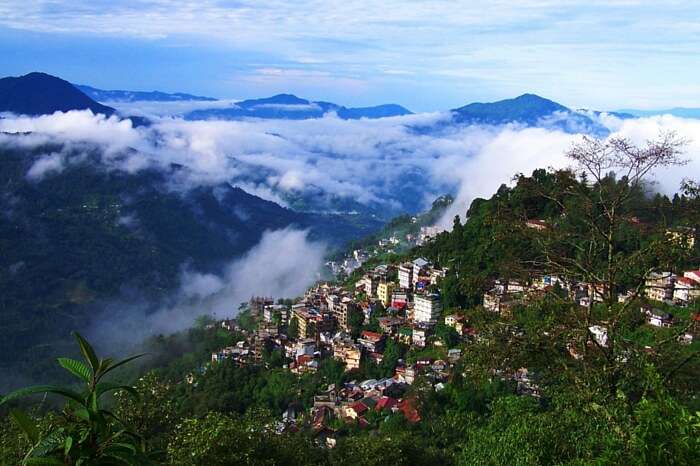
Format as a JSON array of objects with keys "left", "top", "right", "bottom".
[{"left": 86, "top": 227, "right": 326, "bottom": 347}]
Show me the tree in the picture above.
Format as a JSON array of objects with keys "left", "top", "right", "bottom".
[
  {"left": 288, "top": 316, "right": 299, "bottom": 340},
  {"left": 534, "top": 133, "right": 694, "bottom": 395},
  {"left": 0, "top": 332, "right": 153, "bottom": 465}
]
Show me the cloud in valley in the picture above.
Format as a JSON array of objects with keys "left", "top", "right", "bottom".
[{"left": 87, "top": 228, "right": 326, "bottom": 350}]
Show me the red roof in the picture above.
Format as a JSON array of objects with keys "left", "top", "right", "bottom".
[
  {"left": 361, "top": 330, "right": 384, "bottom": 340},
  {"left": 375, "top": 396, "right": 398, "bottom": 411},
  {"left": 677, "top": 277, "right": 697, "bottom": 286},
  {"left": 350, "top": 401, "right": 368, "bottom": 415},
  {"left": 397, "top": 398, "right": 421, "bottom": 423}
]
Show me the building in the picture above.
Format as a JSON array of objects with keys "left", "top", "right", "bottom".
[
  {"left": 414, "top": 293, "right": 442, "bottom": 324},
  {"left": 333, "top": 299, "right": 357, "bottom": 331},
  {"left": 398, "top": 263, "right": 413, "bottom": 290},
  {"left": 250, "top": 296, "right": 274, "bottom": 317},
  {"left": 358, "top": 331, "right": 386, "bottom": 353},
  {"left": 333, "top": 341, "right": 361, "bottom": 371},
  {"left": 377, "top": 282, "right": 395, "bottom": 307},
  {"left": 674, "top": 276, "right": 700, "bottom": 304},
  {"left": 412, "top": 328, "right": 427, "bottom": 347},
  {"left": 588, "top": 325, "right": 608, "bottom": 347},
  {"left": 293, "top": 307, "right": 334, "bottom": 339},
  {"left": 412, "top": 258, "right": 430, "bottom": 287},
  {"left": 645, "top": 272, "right": 676, "bottom": 302},
  {"left": 526, "top": 219, "right": 549, "bottom": 230},
  {"left": 666, "top": 227, "right": 696, "bottom": 249}
]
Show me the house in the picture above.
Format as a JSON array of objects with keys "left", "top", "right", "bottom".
[
  {"left": 375, "top": 396, "right": 398, "bottom": 412},
  {"left": 645, "top": 272, "right": 676, "bottom": 302},
  {"left": 412, "top": 327, "right": 427, "bottom": 347},
  {"left": 414, "top": 293, "right": 442, "bottom": 324},
  {"left": 673, "top": 276, "right": 700, "bottom": 304},
  {"left": 642, "top": 307, "right": 674, "bottom": 328},
  {"left": 588, "top": 325, "right": 608, "bottom": 347},
  {"left": 397, "top": 398, "right": 421, "bottom": 423},
  {"left": 526, "top": 219, "right": 549, "bottom": 230},
  {"left": 333, "top": 341, "right": 361, "bottom": 371},
  {"left": 292, "top": 307, "right": 334, "bottom": 339},
  {"left": 344, "top": 401, "right": 369, "bottom": 419},
  {"left": 358, "top": 330, "right": 386, "bottom": 353},
  {"left": 378, "top": 316, "right": 403, "bottom": 335},
  {"left": 447, "top": 348, "right": 462, "bottom": 362}
]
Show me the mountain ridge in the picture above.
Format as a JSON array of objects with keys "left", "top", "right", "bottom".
[{"left": 0, "top": 72, "right": 115, "bottom": 116}]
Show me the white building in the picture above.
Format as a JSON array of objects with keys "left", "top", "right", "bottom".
[
  {"left": 414, "top": 293, "right": 442, "bottom": 324},
  {"left": 412, "top": 258, "right": 430, "bottom": 286},
  {"left": 588, "top": 325, "right": 608, "bottom": 347},
  {"left": 398, "top": 263, "right": 413, "bottom": 290}
]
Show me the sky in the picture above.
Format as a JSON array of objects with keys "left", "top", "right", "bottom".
[{"left": 1, "top": 1, "right": 699, "bottom": 112}]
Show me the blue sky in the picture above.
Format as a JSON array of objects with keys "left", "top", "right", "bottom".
[{"left": 1, "top": 0, "right": 699, "bottom": 112}]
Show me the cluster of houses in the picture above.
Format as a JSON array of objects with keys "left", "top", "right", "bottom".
[{"left": 207, "top": 242, "right": 700, "bottom": 442}]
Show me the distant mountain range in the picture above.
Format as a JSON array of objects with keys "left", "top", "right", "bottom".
[
  {"left": 616, "top": 108, "right": 700, "bottom": 119},
  {"left": 185, "top": 94, "right": 413, "bottom": 120},
  {"left": 0, "top": 72, "right": 115, "bottom": 116},
  {"left": 76, "top": 84, "right": 217, "bottom": 103}
]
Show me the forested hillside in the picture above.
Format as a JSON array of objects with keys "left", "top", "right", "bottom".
[{"left": 0, "top": 141, "right": 381, "bottom": 386}]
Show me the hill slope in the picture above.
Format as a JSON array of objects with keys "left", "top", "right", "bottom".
[{"left": 0, "top": 140, "right": 381, "bottom": 384}]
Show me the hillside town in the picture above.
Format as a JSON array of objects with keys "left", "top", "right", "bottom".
[{"left": 204, "top": 227, "right": 700, "bottom": 447}]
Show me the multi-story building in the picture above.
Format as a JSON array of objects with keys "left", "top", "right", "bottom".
[
  {"left": 412, "top": 258, "right": 430, "bottom": 287},
  {"left": 333, "top": 299, "right": 357, "bottom": 331},
  {"left": 412, "top": 327, "right": 427, "bottom": 347},
  {"left": 377, "top": 282, "right": 395, "bottom": 307},
  {"left": 333, "top": 341, "right": 361, "bottom": 370},
  {"left": 674, "top": 276, "right": 700, "bottom": 304},
  {"left": 398, "top": 263, "right": 413, "bottom": 290},
  {"left": 358, "top": 330, "right": 386, "bottom": 353},
  {"left": 645, "top": 272, "right": 676, "bottom": 302},
  {"left": 292, "top": 307, "right": 334, "bottom": 339},
  {"left": 413, "top": 293, "right": 442, "bottom": 324}
]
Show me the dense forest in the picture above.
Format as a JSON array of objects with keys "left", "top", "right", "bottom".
[{"left": 2, "top": 134, "right": 699, "bottom": 464}]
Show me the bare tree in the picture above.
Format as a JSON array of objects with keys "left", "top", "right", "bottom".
[{"left": 534, "top": 132, "right": 694, "bottom": 394}]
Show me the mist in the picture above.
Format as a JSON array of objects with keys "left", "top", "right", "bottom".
[{"left": 85, "top": 228, "right": 326, "bottom": 352}]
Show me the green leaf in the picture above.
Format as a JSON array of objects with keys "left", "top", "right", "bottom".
[
  {"left": 96, "top": 382, "right": 139, "bottom": 400},
  {"left": 72, "top": 332, "right": 99, "bottom": 375},
  {"left": 63, "top": 436, "right": 73, "bottom": 457},
  {"left": 10, "top": 409, "right": 39, "bottom": 443},
  {"left": 30, "top": 430, "right": 65, "bottom": 457},
  {"left": 100, "top": 353, "right": 146, "bottom": 379},
  {"left": 24, "top": 458, "right": 64, "bottom": 465},
  {"left": 57, "top": 357, "right": 92, "bottom": 383},
  {"left": 1, "top": 385, "right": 85, "bottom": 406}
]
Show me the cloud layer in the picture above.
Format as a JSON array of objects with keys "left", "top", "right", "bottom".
[{"left": 2, "top": 109, "right": 700, "bottom": 224}]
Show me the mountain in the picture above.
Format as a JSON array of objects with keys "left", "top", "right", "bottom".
[
  {"left": 0, "top": 139, "right": 381, "bottom": 384},
  {"left": 616, "top": 107, "right": 700, "bottom": 119},
  {"left": 76, "top": 84, "right": 217, "bottom": 103},
  {"left": 185, "top": 93, "right": 412, "bottom": 120},
  {"left": 450, "top": 93, "right": 606, "bottom": 135},
  {"left": 0, "top": 72, "right": 115, "bottom": 116}
]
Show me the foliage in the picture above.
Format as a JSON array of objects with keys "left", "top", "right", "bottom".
[{"left": 0, "top": 332, "right": 152, "bottom": 465}]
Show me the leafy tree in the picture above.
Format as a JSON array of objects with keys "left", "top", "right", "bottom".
[
  {"left": 288, "top": 316, "right": 299, "bottom": 340},
  {"left": 0, "top": 332, "right": 153, "bottom": 465}
]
